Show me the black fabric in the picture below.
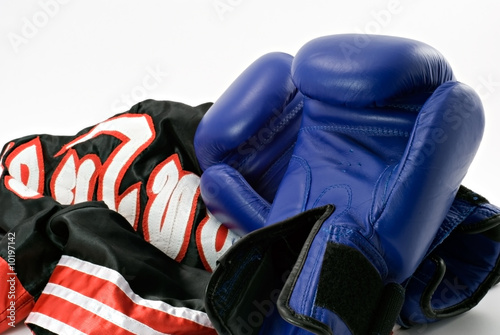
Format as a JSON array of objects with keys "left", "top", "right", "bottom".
[
  {"left": 48, "top": 201, "right": 211, "bottom": 309},
  {"left": 0, "top": 100, "right": 218, "bottom": 333},
  {"left": 205, "top": 206, "right": 333, "bottom": 335},
  {"left": 0, "top": 199, "right": 63, "bottom": 297},
  {"left": 0, "top": 100, "right": 212, "bottom": 269},
  {"left": 0, "top": 99, "right": 213, "bottom": 269},
  {"left": 1, "top": 199, "right": 211, "bottom": 310}
]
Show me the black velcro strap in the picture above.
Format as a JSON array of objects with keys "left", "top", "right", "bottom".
[
  {"left": 370, "top": 283, "right": 405, "bottom": 335},
  {"left": 315, "top": 243, "right": 404, "bottom": 335}
]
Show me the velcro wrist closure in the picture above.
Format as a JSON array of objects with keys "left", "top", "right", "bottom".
[{"left": 281, "top": 242, "right": 405, "bottom": 335}]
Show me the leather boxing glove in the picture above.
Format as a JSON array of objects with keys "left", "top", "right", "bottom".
[
  {"left": 194, "top": 52, "right": 303, "bottom": 233},
  {"left": 197, "top": 36, "right": 499, "bottom": 334},
  {"left": 203, "top": 34, "right": 485, "bottom": 335},
  {"left": 264, "top": 34, "right": 485, "bottom": 335}
]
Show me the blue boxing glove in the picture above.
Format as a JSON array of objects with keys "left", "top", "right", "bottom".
[
  {"left": 264, "top": 34, "right": 484, "bottom": 334},
  {"left": 203, "top": 34, "right": 486, "bottom": 335},
  {"left": 194, "top": 52, "right": 303, "bottom": 234},
  {"left": 197, "top": 35, "right": 500, "bottom": 334}
]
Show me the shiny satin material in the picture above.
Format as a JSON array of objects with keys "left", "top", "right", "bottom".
[{"left": 0, "top": 100, "right": 220, "bottom": 333}]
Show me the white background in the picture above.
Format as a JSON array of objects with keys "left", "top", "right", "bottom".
[{"left": 1, "top": 0, "right": 499, "bottom": 334}]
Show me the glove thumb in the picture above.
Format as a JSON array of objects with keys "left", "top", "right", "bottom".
[{"left": 200, "top": 163, "right": 270, "bottom": 234}]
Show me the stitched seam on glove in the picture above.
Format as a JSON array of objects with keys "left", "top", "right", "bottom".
[
  {"left": 289, "top": 155, "right": 312, "bottom": 213},
  {"left": 300, "top": 125, "right": 410, "bottom": 137},
  {"left": 258, "top": 142, "right": 295, "bottom": 182},
  {"left": 230, "top": 100, "right": 304, "bottom": 171}
]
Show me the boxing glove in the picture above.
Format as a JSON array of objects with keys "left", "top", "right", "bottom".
[
  {"left": 264, "top": 34, "right": 484, "bottom": 335},
  {"left": 194, "top": 52, "right": 303, "bottom": 233},
  {"left": 197, "top": 37, "right": 499, "bottom": 333}
]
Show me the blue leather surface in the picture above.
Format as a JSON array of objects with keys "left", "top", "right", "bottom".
[
  {"left": 268, "top": 34, "right": 484, "bottom": 333},
  {"left": 196, "top": 34, "right": 491, "bottom": 334},
  {"left": 291, "top": 34, "right": 455, "bottom": 107},
  {"left": 195, "top": 52, "right": 303, "bottom": 231},
  {"left": 195, "top": 52, "right": 301, "bottom": 186},
  {"left": 400, "top": 196, "right": 500, "bottom": 327}
]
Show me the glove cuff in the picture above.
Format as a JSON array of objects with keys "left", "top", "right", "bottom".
[
  {"left": 278, "top": 241, "right": 405, "bottom": 335},
  {"left": 205, "top": 206, "right": 332, "bottom": 335}
]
